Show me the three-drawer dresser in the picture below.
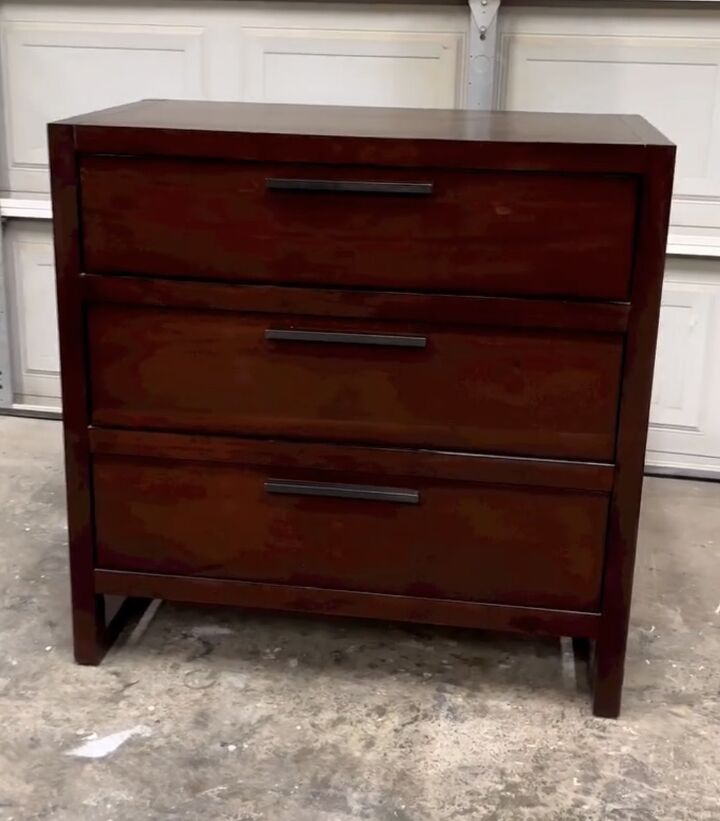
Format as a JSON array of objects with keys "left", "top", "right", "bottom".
[{"left": 49, "top": 100, "right": 674, "bottom": 717}]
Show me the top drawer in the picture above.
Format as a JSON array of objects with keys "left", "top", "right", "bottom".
[{"left": 79, "top": 157, "right": 637, "bottom": 300}]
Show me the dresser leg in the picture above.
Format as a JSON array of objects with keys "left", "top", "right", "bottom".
[
  {"left": 590, "top": 631, "right": 625, "bottom": 718},
  {"left": 72, "top": 593, "right": 108, "bottom": 665},
  {"left": 72, "top": 594, "right": 151, "bottom": 665}
]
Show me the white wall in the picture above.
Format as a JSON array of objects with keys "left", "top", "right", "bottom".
[
  {"left": 1, "top": 220, "right": 58, "bottom": 409},
  {"left": 647, "top": 257, "right": 720, "bottom": 476}
]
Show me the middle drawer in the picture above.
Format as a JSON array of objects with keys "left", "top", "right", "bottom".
[{"left": 87, "top": 304, "right": 623, "bottom": 461}]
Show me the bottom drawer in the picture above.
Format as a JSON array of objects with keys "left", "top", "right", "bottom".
[{"left": 92, "top": 441, "right": 608, "bottom": 611}]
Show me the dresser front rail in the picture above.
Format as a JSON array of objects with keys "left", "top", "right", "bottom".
[{"left": 95, "top": 569, "right": 602, "bottom": 640}]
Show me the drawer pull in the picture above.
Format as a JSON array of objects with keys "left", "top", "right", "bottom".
[
  {"left": 264, "top": 479, "right": 420, "bottom": 505},
  {"left": 265, "top": 329, "right": 427, "bottom": 348},
  {"left": 265, "top": 178, "right": 433, "bottom": 196}
]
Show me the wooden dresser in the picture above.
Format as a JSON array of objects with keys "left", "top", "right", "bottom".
[{"left": 49, "top": 100, "right": 674, "bottom": 717}]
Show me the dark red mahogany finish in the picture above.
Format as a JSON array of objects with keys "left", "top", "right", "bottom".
[{"left": 49, "top": 100, "right": 674, "bottom": 717}]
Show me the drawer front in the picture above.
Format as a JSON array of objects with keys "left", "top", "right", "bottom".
[
  {"left": 88, "top": 305, "right": 623, "bottom": 461},
  {"left": 80, "top": 156, "right": 637, "bottom": 300},
  {"left": 93, "top": 451, "right": 608, "bottom": 611}
]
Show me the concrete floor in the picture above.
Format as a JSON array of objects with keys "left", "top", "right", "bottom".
[{"left": 0, "top": 416, "right": 719, "bottom": 821}]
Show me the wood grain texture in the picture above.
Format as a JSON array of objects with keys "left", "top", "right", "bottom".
[
  {"left": 60, "top": 100, "right": 672, "bottom": 147},
  {"left": 95, "top": 569, "right": 601, "bottom": 639},
  {"left": 87, "top": 304, "right": 624, "bottom": 460},
  {"left": 65, "top": 102, "right": 666, "bottom": 174},
  {"left": 80, "top": 157, "right": 637, "bottom": 300},
  {"left": 81, "top": 274, "right": 631, "bottom": 333},
  {"left": 593, "top": 145, "right": 677, "bottom": 718},
  {"left": 92, "top": 451, "right": 608, "bottom": 610},
  {"left": 89, "top": 428, "right": 616, "bottom": 493},
  {"left": 48, "top": 124, "right": 148, "bottom": 664},
  {"left": 47, "top": 122, "right": 104, "bottom": 663}
]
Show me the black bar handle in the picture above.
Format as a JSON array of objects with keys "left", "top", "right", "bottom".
[
  {"left": 265, "top": 479, "right": 420, "bottom": 505},
  {"left": 266, "top": 178, "right": 433, "bottom": 196},
  {"left": 265, "top": 329, "right": 427, "bottom": 349}
]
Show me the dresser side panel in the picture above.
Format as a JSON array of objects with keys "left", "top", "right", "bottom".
[
  {"left": 48, "top": 122, "right": 101, "bottom": 661},
  {"left": 596, "top": 144, "right": 676, "bottom": 717}
]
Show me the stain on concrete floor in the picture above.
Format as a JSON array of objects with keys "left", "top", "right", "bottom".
[{"left": 0, "top": 417, "right": 719, "bottom": 820}]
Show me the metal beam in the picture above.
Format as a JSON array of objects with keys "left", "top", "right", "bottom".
[
  {"left": 0, "top": 217, "right": 13, "bottom": 407},
  {"left": 467, "top": 0, "right": 501, "bottom": 109}
]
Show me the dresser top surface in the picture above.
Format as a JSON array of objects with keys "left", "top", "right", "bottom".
[{"left": 56, "top": 99, "right": 671, "bottom": 147}]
